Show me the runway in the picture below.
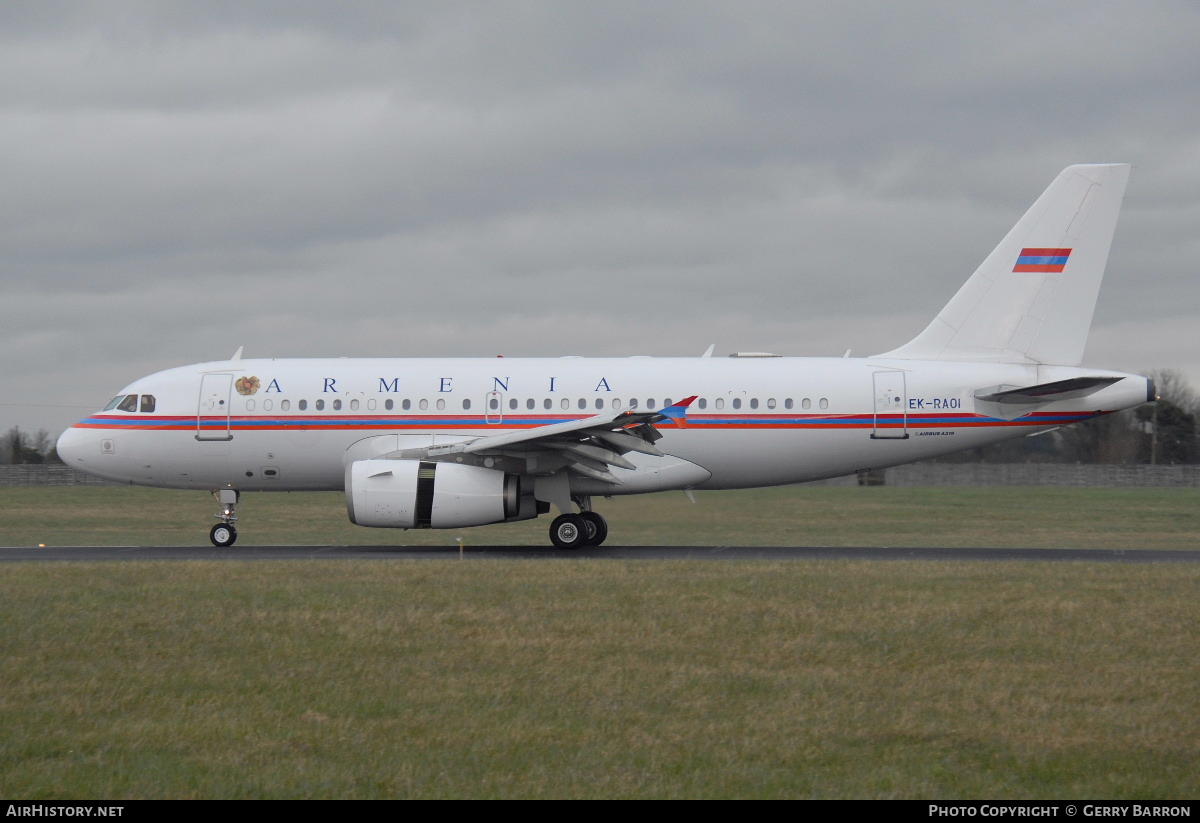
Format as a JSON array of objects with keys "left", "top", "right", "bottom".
[{"left": 3, "top": 544, "right": 1199, "bottom": 563}]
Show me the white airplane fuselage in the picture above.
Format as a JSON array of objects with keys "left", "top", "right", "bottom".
[
  {"left": 57, "top": 355, "right": 1150, "bottom": 493},
  {"left": 55, "top": 164, "right": 1152, "bottom": 547}
]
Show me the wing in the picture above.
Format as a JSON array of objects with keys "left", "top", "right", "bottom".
[{"left": 392, "top": 396, "right": 698, "bottom": 485}]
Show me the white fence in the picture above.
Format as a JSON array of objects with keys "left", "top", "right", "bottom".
[
  {"left": 0, "top": 466, "right": 119, "bottom": 486},
  {"left": 818, "top": 463, "right": 1200, "bottom": 488}
]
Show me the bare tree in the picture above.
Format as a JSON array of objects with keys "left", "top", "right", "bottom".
[
  {"left": 1057, "top": 409, "right": 1143, "bottom": 464},
  {"left": 1145, "top": 369, "right": 1200, "bottom": 417},
  {"left": 1137, "top": 370, "right": 1198, "bottom": 464},
  {"left": 1, "top": 426, "right": 58, "bottom": 464}
]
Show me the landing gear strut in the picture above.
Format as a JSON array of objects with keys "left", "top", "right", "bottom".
[
  {"left": 548, "top": 497, "right": 608, "bottom": 549},
  {"left": 210, "top": 489, "right": 239, "bottom": 547}
]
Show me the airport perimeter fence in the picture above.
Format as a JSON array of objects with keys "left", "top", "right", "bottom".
[
  {"left": 0, "top": 465, "right": 119, "bottom": 486},
  {"left": 818, "top": 463, "right": 1200, "bottom": 487},
  {"left": 3, "top": 464, "right": 1199, "bottom": 488}
]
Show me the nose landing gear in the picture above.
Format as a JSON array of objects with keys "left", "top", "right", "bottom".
[
  {"left": 209, "top": 523, "right": 237, "bottom": 547},
  {"left": 210, "top": 489, "right": 239, "bottom": 547}
]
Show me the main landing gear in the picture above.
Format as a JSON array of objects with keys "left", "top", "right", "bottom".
[
  {"left": 548, "top": 498, "right": 609, "bottom": 549},
  {"left": 210, "top": 489, "right": 239, "bottom": 547}
]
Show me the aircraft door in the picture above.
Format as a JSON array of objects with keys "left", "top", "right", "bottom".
[
  {"left": 871, "top": 371, "right": 909, "bottom": 440},
  {"left": 485, "top": 390, "right": 504, "bottom": 425},
  {"left": 197, "top": 373, "right": 233, "bottom": 441}
]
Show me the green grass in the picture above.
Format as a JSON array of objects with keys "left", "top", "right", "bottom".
[
  {"left": 1, "top": 560, "right": 1197, "bottom": 798},
  {"left": 2, "top": 486, "right": 1199, "bottom": 797},
  {"left": 1, "top": 484, "right": 1198, "bottom": 548}
]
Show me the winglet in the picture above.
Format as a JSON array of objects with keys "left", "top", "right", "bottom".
[{"left": 655, "top": 395, "right": 698, "bottom": 428}]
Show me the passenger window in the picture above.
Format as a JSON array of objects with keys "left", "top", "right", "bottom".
[
  {"left": 715, "top": 398, "right": 724, "bottom": 410},
  {"left": 785, "top": 398, "right": 793, "bottom": 409},
  {"left": 299, "top": 399, "right": 308, "bottom": 411},
  {"left": 140, "top": 395, "right": 156, "bottom": 413},
  {"left": 333, "top": 399, "right": 343, "bottom": 411},
  {"left": 366, "top": 399, "right": 375, "bottom": 411},
  {"left": 561, "top": 398, "right": 570, "bottom": 410},
  {"left": 384, "top": 399, "right": 393, "bottom": 411},
  {"left": 750, "top": 398, "right": 759, "bottom": 410},
  {"left": 767, "top": 398, "right": 776, "bottom": 409},
  {"left": 419, "top": 399, "right": 429, "bottom": 411},
  {"left": 463, "top": 399, "right": 472, "bottom": 410},
  {"left": 630, "top": 399, "right": 639, "bottom": 409},
  {"left": 403, "top": 399, "right": 412, "bottom": 410},
  {"left": 350, "top": 399, "right": 360, "bottom": 411},
  {"left": 732, "top": 399, "right": 742, "bottom": 410},
  {"left": 264, "top": 400, "right": 273, "bottom": 411},
  {"left": 646, "top": 399, "right": 655, "bottom": 409},
  {"left": 246, "top": 400, "right": 256, "bottom": 411},
  {"left": 613, "top": 399, "right": 621, "bottom": 409},
  {"left": 436, "top": 399, "right": 445, "bottom": 410},
  {"left": 117, "top": 394, "right": 138, "bottom": 412},
  {"left": 509, "top": 398, "right": 518, "bottom": 410},
  {"left": 595, "top": 399, "right": 604, "bottom": 409},
  {"left": 697, "top": 398, "right": 707, "bottom": 409},
  {"left": 281, "top": 400, "right": 291, "bottom": 411},
  {"left": 820, "top": 398, "right": 829, "bottom": 410},
  {"left": 316, "top": 399, "right": 325, "bottom": 411},
  {"left": 527, "top": 398, "right": 535, "bottom": 410},
  {"left": 802, "top": 398, "right": 811, "bottom": 410},
  {"left": 489, "top": 398, "right": 499, "bottom": 410},
  {"left": 578, "top": 399, "right": 586, "bottom": 410},
  {"left": 544, "top": 398, "right": 552, "bottom": 410}
]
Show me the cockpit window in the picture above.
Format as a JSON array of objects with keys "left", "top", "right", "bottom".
[
  {"left": 116, "top": 394, "right": 138, "bottom": 412},
  {"left": 102, "top": 393, "right": 155, "bottom": 413}
]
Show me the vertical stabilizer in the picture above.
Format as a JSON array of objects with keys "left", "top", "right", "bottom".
[{"left": 878, "top": 164, "right": 1130, "bottom": 365}]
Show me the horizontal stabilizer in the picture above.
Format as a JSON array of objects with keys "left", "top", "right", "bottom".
[{"left": 974, "top": 376, "right": 1124, "bottom": 405}]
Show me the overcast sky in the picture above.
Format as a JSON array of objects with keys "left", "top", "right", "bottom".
[{"left": 4, "top": 1, "right": 1199, "bottom": 436}]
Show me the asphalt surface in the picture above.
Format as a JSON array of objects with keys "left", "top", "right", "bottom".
[{"left": 2, "top": 545, "right": 1198, "bottom": 563}]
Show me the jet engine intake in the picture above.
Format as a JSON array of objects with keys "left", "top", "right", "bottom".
[{"left": 346, "top": 459, "right": 531, "bottom": 529}]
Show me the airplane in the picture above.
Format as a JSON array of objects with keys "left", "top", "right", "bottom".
[{"left": 56, "top": 164, "right": 1154, "bottom": 549}]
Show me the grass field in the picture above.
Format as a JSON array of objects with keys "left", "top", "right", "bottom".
[
  {"left": 1, "top": 486, "right": 1198, "bottom": 798},
  {"left": 2, "top": 484, "right": 1199, "bottom": 548},
  {"left": 1, "top": 559, "right": 1197, "bottom": 799}
]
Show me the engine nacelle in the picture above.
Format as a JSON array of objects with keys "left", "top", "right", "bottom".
[{"left": 346, "top": 459, "right": 532, "bottom": 529}]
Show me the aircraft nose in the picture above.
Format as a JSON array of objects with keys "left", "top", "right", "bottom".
[{"left": 56, "top": 426, "right": 90, "bottom": 466}]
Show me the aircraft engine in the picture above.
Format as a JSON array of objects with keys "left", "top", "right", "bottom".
[{"left": 345, "top": 459, "right": 536, "bottom": 529}]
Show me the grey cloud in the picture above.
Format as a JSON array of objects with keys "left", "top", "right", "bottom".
[{"left": 3, "top": 1, "right": 1199, "bottom": 438}]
